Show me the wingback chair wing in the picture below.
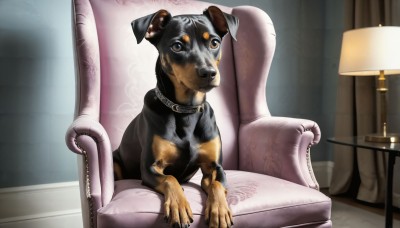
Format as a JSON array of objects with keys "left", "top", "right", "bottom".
[{"left": 65, "top": 0, "right": 332, "bottom": 227}]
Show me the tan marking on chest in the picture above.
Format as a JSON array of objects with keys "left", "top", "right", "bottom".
[
  {"left": 198, "top": 136, "right": 221, "bottom": 164},
  {"left": 152, "top": 135, "right": 180, "bottom": 174}
]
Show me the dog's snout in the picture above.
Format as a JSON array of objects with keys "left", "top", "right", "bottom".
[{"left": 197, "top": 67, "right": 217, "bottom": 80}]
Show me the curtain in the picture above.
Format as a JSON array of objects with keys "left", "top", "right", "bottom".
[{"left": 330, "top": 0, "right": 400, "bottom": 207}]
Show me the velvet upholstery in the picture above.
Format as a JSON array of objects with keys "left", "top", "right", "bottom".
[{"left": 65, "top": 0, "right": 332, "bottom": 227}]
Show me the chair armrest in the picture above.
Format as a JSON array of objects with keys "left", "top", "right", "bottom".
[
  {"left": 239, "top": 116, "right": 321, "bottom": 189},
  {"left": 65, "top": 115, "right": 114, "bottom": 208}
]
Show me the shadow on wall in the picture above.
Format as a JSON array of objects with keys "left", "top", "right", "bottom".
[
  {"left": 0, "top": 0, "right": 77, "bottom": 188},
  {"left": 0, "top": 29, "right": 51, "bottom": 187}
]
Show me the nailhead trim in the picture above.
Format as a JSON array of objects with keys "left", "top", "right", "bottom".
[
  {"left": 306, "top": 145, "right": 319, "bottom": 190},
  {"left": 74, "top": 134, "right": 95, "bottom": 228}
]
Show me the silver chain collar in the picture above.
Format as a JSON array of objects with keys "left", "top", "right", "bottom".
[{"left": 154, "top": 87, "right": 205, "bottom": 114}]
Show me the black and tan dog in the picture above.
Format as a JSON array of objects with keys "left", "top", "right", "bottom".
[{"left": 113, "top": 6, "right": 239, "bottom": 228}]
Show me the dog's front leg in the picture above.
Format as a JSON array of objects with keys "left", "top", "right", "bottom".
[
  {"left": 142, "top": 135, "right": 193, "bottom": 228},
  {"left": 201, "top": 164, "right": 233, "bottom": 228},
  {"left": 155, "top": 175, "right": 193, "bottom": 228},
  {"left": 199, "top": 138, "right": 233, "bottom": 228}
]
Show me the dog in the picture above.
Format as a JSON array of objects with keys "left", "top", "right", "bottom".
[{"left": 113, "top": 6, "right": 239, "bottom": 228}]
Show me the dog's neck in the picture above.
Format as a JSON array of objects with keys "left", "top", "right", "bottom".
[{"left": 156, "top": 58, "right": 206, "bottom": 106}]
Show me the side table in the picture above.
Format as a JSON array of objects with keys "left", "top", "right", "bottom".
[{"left": 327, "top": 136, "right": 400, "bottom": 228}]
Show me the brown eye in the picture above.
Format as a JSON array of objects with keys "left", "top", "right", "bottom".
[
  {"left": 171, "top": 42, "right": 183, "bottom": 52},
  {"left": 209, "top": 39, "right": 220, "bottom": 49}
]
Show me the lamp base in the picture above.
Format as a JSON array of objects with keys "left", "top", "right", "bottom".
[{"left": 365, "top": 133, "right": 400, "bottom": 143}]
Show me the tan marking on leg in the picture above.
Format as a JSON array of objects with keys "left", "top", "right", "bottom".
[
  {"left": 151, "top": 135, "right": 193, "bottom": 226},
  {"left": 155, "top": 175, "right": 194, "bottom": 227},
  {"left": 198, "top": 137, "right": 221, "bottom": 193},
  {"left": 205, "top": 181, "right": 232, "bottom": 228},
  {"left": 198, "top": 137, "right": 233, "bottom": 227}
]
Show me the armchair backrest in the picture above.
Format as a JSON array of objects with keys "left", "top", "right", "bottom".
[{"left": 73, "top": 0, "right": 276, "bottom": 170}]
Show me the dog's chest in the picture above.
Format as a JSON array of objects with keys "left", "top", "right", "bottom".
[
  {"left": 163, "top": 113, "right": 215, "bottom": 176},
  {"left": 174, "top": 115, "right": 197, "bottom": 138}
]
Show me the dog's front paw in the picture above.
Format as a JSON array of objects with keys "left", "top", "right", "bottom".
[
  {"left": 205, "top": 183, "right": 233, "bottom": 228},
  {"left": 163, "top": 189, "right": 193, "bottom": 228}
]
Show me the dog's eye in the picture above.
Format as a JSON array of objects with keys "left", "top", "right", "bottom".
[
  {"left": 171, "top": 42, "right": 183, "bottom": 52},
  {"left": 209, "top": 39, "right": 220, "bottom": 49}
]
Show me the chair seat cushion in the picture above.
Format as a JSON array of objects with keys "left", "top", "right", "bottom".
[{"left": 97, "top": 170, "right": 331, "bottom": 228}]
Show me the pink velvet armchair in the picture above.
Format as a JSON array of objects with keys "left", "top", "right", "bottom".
[{"left": 65, "top": 0, "right": 332, "bottom": 227}]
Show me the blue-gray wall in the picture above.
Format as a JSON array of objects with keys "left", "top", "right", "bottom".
[{"left": 0, "top": 0, "right": 344, "bottom": 188}]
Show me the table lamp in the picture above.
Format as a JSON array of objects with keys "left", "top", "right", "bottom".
[{"left": 338, "top": 26, "right": 400, "bottom": 143}]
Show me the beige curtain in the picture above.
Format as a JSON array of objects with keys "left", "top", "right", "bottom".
[{"left": 330, "top": 0, "right": 400, "bottom": 207}]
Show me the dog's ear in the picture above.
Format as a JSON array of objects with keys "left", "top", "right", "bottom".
[
  {"left": 203, "top": 6, "right": 239, "bottom": 41},
  {"left": 131, "top": 10, "right": 172, "bottom": 44}
]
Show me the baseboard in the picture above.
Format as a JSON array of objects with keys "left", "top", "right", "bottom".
[
  {"left": 312, "top": 161, "right": 334, "bottom": 189},
  {"left": 0, "top": 182, "right": 82, "bottom": 228}
]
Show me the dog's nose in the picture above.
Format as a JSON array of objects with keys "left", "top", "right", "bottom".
[{"left": 197, "top": 67, "right": 217, "bottom": 80}]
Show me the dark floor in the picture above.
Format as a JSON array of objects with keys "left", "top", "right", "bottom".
[{"left": 321, "top": 188, "right": 400, "bottom": 221}]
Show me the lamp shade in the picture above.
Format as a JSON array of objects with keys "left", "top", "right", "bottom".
[{"left": 338, "top": 26, "right": 400, "bottom": 76}]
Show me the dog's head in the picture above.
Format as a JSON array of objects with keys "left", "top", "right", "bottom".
[{"left": 131, "top": 6, "right": 239, "bottom": 93}]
